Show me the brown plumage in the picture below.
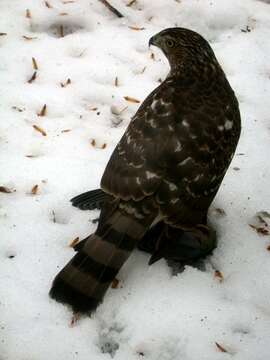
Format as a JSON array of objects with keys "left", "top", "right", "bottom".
[{"left": 50, "top": 27, "right": 241, "bottom": 313}]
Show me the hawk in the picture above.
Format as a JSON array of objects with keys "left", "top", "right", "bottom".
[{"left": 50, "top": 28, "right": 241, "bottom": 313}]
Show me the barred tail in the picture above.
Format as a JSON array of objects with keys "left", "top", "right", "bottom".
[
  {"left": 70, "top": 189, "right": 107, "bottom": 210},
  {"left": 49, "top": 211, "right": 146, "bottom": 313}
]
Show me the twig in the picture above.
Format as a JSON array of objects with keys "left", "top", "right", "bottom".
[{"left": 99, "top": 0, "right": 124, "bottom": 18}]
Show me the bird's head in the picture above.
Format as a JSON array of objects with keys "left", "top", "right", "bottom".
[{"left": 149, "top": 28, "right": 219, "bottom": 76}]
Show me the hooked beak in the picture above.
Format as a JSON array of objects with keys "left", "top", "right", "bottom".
[{"left": 148, "top": 35, "right": 157, "bottom": 48}]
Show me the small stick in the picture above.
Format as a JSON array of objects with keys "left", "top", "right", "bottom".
[{"left": 99, "top": 0, "right": 124, "bottom": 18}]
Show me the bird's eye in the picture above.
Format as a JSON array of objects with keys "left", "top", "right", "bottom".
[{"left": 166, "top": 39, "right": 175, "bottom": 48}]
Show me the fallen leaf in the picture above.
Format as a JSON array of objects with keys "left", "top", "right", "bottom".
[
  {"left": 128, "top": 26, "right": 145, "bottom": 31},
  {"left": 31, "top": 184, "right": 39, "bottom": 195},
  {"left": 111, "top": 278, "right": 119, "bottom": 288},
  {"left": 69, "top": 237, "right": 80, "bottom": 248},
  {"left": 32, "top": 57, "right": 38, "bottom": 70},
  {"left": 249, "top": 224, "right": 269, "bottom": 236},
  {"left": 214, "top": 208, "right": 226, "bottom": 216},
  {"left": 0, "top": 186, "right": 13, "bottom": 193},
  {"left": 150, "top": 52, "right": 155, "bottom": 60},
  {"left": 91, "top": 139, "right": 96, "bottom": 147},
  {"left": 214, "top": 270, "right": 224, "bottom": 282},
  {"left": 59, "top": 12, "right": 68, "bottom": 16},
  {"left": 23, "top": 35, "right": 38, "bottom": 40},
  {"left": 44, "top": 1, "right": 53, "bottom": 8},
  {"left": 127, "top": 0, "right": 136, "bottom": 6},
  {"left": 124, "top": 96, "right": 140, "bottom": 103},
  {"left": 61, "top": 129, "right": 71, "bottom": 133},
  {"left": 114, "top": 76, "right": 119, "bottom": 86},
  {"left": 26, "top": 9, "right": 32, "bottom": 18},
  {"left": 27, "top": 71, "right": 37, "bottom": 83},
  {"left": 33, "top": 124, "right": 47, "bottom": 136},
  {"left": 215, "top": 342, "right": 228, "bottom": 353},
  {"left": 60, "top": 78, "right": 71, "bottom": 87},
  {"left": 59, "top": 25, "right": 64, "bottom": 37},
  {"left": 37, "top": 104, "right": 47, "bottom": 117},
  {"left": 0, "top": 32, "right": 7, "bottom": 36}
]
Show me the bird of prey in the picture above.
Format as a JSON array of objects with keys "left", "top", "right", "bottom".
[{"left": 50, "top": 27, "right": 241, "bottom": 314}]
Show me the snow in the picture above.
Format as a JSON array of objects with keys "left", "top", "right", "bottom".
[{"left": 1, "top": 0, "right": 270, "bottom": 359}]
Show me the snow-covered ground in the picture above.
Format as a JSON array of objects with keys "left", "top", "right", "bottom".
[{"left": 1, "top": 0, "right": 270, "bottom": 359}]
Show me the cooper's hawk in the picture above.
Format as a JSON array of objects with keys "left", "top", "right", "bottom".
[{"left": 50, "top": 28, "right": 241, "bottom": 313}]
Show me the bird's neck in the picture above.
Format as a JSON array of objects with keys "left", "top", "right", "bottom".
[{"left": 168, "top": 55, "right": 223, "bottom": 85}]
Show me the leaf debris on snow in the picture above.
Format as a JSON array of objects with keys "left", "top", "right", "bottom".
[
  {"left": 111, "top": 278, "right": 120, "bottom": 288},
  {"left": 60, "top": 78, "right": 71, "bottom": 87},
  {"left": 0, "top": 186, "right": 13, "bottom": 193},
  {"left": 214, "top": 270, "right": 224, "bottom": 282},
  {"left": 33, "top": 124, "right": 47, "bottom": 136},
  {"left": 127, "top": 0, "right": 137, "bottom": 6},
  {"left": 44, "top": 1, "right": 53, "bottom": 8},
  {"left": 31, "top": 184, "right": 39, "bottom": 195},
  {"left": 215, "top": 342, "right": 228, "bottom": 353},
  {"left": 128, "top": 26, "right": 145, "bottom": 31},
  {"left": 99, "top": 0, "right": 124, "bottom": 18},
  {"left": 32, "top": 57, "right": 38, "bottom": 70},
  {"left": 0, "top": 33, "right": 7, "bottom": 36},
  {"left": 23, "top": 35, "right": 37, "bottom": 41},
  {"left": 37, "top": 104, "right": 47, "bottom": 117},
  {"left": 124, "top": 96, "right": 140, "bottom": 103},
  {"left": 27, "top": 71, "right": 37, "bottom": 84},
  {"left": 26, "top": 9, "right": 32, "bottom": 19},
  {"left": 69, "top": 237, "right": 80, "bottom": 248}
]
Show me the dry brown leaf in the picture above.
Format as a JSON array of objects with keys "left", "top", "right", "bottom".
[
  {"left": 128, "top": 26, "right": 145, "bottom": 31},
  {"left": 101, "top": 143, "right": 107, "bottom": 149},
  {"left": 61, "top": 129, "right": 71, "bottom": 133},
  {"left": 31, "top": 184, "right": 39, "bottom": 195},
  {"left": 127, "top": 0, "right": 136, "bottom": 6},
  {"left": 0, "top": 186, "right": 13, "bottom": 193},
  {"left": 124, "top": 96, "right": 140, "bottom": 103},
  {"left": 26, "top": 9, "right": 32, "bottom": 18},
  {"left": 89, "top": 106, "right": 98, "bottom": 111},
  {"left": 214, "top": 208, "right": 226, "bottom": 216},
  {"left": 150, "top": 52, "right": 155, "bottom": 60},
  {"left": 91, "top": 139, "right": 96, "bottom": 147},
  {"left": 249, "top": 224, "right": 269, "bottom": 236},
  {"left": 23, "top": 35, "right": 37, "bottom": 40},
  {"left": 267, "top": 245, "right": 270, "bottom": 252},
  {"left": 111, "top": 278, "right": 119, "bottom": 288},
  {"left": 60, "top": 78, "right": 71, "bottom": 87},
  {"left": 214, "top": 270, "right": 224, "bottom": 282},
  {"left": 59, "top": 12, "right": 68, "bottom": 16},
  {"left": 0, "top": 32, "right": 7, "bottom": 36},
  {"left": 33, "top": 124, "right": 47, "bottom": 136},
  {"left": 215, "top": 342, "right": 228, "bottom": 353},
  {"left": 69, "top": 237, "right": 80, "bottom": 248},
  {"left": 59, "top": 25, "right": 64, "bottom": 37},
  {"left": 32, "top": 57, "right": 38, "bottom": 70},
  {"left": 44, "top": 1, "right": 53, "bottom": 8},
  {"left": 28, "top": 71, "right": 37, "bottom": 84},
  {"left": 62, "top": 0, "right": 75, "bottom": 3},
  {"left": 114, "top": 76, "right": 119, "bottom": 86},
  {"left": 37, "top": 104, "right": 47, "bottom": 117}
]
